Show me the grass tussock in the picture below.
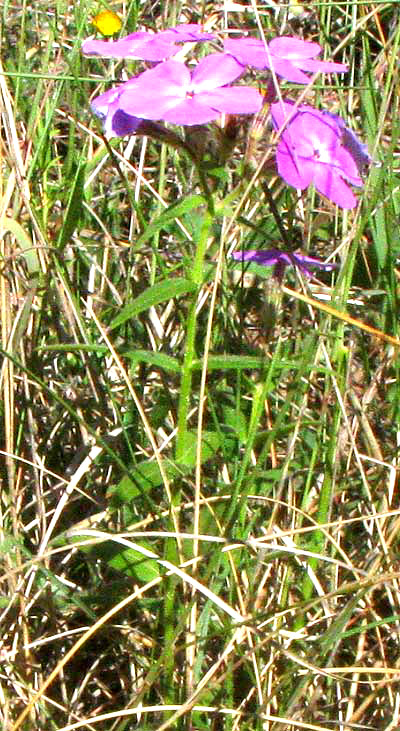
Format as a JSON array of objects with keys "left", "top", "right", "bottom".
[{"left": 1, "top": 2, "right": 400, "bottom": 730}]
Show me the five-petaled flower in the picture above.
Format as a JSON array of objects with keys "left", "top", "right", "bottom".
[
  {"left": 82, "top": 23, "right": 215, "bottom": 61},
  {"left": 224, "top": 36, "right": 347, "bottom": 83},
  {"left": 270, "top": 101, "right": 364, "bottom": 208},
  {"left": 231, "top": 248, "right": 337, "bottom": 280},
  {"left": 113, "top": 54, "right": 263, "bottom": 126}
]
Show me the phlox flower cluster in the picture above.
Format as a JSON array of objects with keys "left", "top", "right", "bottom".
[{"left": 83, "top": 21, "right": 372, "bottom": 275}]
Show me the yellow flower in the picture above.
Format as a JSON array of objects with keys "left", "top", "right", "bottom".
[{"left": 92, "top": 10, "right": 122, "bottom": 36}]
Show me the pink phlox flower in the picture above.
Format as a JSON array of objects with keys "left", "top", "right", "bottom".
[
  {"left": 116, "top": 54, "right": 263, "bottom": 125},
  {"left": 270, "top": 100, "right": 364, "bottom": 209},
  {"left": 82, "top": 23, "right": 215, "bottom": 61},
  {"left": 224, "top": 35, "right": 347, "bottom": 83},
  {"left": 232, "top": 248, "right": 337, "bottom": 279}
]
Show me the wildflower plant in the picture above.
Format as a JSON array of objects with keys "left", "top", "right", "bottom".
[{"left": 82, "top": 18, "right": 372, "bottom": 469}]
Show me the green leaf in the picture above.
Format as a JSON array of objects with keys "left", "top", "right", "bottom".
[
  {"left": 110, "top": 278, "right": 196, "bottom": 330},
  {"left": 107, "top": 543, "right": 160, "bottom": 583},
  {"left": 57, "top": 162, "right": 86, "bottom": 249},
  {"left": 126, "top": 349, "right": 181, "bottom": 373},
  {"left": 108, "top": 460, "right": 182, "bottom": 506},
  {"left": 135, "top": 194, "right": 206, "bottom": 247},
  {"left": 193, "top": 354, "right": 266, "bottom": 371},
  {"left": 221, "top": 405, "right": 248, "bottom": 443},
  {"left": 178, "top": 430, "right": 221, "bottom": 468},
  {"left": 1, "top": 216, "right": 40, "bottom": 274}
]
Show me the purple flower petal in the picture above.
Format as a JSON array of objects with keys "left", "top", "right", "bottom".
[
  {"left": 157, "top": 23, "right": 215, "bottom": 42},
  {"left": 223, "top": 38, "right": 269, "bottom": 70},
  {"left": 90, "top": 86, "right": 121, "bottom": 119},
  {"left": 225, "top": 37, "right": 309, "bottom": 80},
  {"left": 298, "top": 254, "right": 337, "bottom": 270},
  {"left": 321, "top": 111, "right": 372, "bottom": 173},
  {"left": 265, "top": 59, "right": 312, "bottom": 84},
  {"left": 298, "top": 58, "right": 348, "bottom": 74},
  {"left": 268, "top": 36, "right": 322, "bottom": 60},
  {"left": 131, "top": 38, "right": 181, "bottom": 62},
  {"left": 82, "top": 24, "right": 214, "bottom": 61},
  {"left": 198, "top": 87, "right": 263, "bottom": 115},
  {"left": 110, "top": 110, "right": 144, "bottom": 136},
  {"left": 119, "top": 61, "right": 190, "bottom": 119},
  {"left": 269, "top": 99, "right": 297, "bottom": 130},
  {"left": 232, "top": 249, "right": 290, "bottom": 266},
  {"left": 191, "top": 53, "right": 244, "bottom": 92},
  {"left": 232, "top": 248, "right": 337, "bottom": 278},
  {"left": 312, "top": 166, "right": 358, "bottom": 209},
  {"left": 82, "top": 32, "right": 177, "bottom": 61},
  {"left": 82, "top": 30, "right": 149, "bottom": 55},
  {"left": 160, "top": 98, "right": 222, "bottom": 125},
  {"left": 90, "top": 85, "right": 143, "bottom": 137},
  {"left": 276, "top": 144, "right": 314, "bottom": 189}
]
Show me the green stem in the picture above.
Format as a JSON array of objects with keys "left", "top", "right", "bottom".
[{"left": 175, "top": 208, "right": 212, "bottom": 464}]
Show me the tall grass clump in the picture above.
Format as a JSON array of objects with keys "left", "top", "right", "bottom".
[{"left": 1, "top": 2, "right": 400, "bottom": 730}]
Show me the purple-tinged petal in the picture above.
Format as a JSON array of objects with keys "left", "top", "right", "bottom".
[
  {"left": 276, "top": 144, "right": 314, "bottom": 189},
  {"left": 296, "top": 58, "right": 348, "bottom": 74},
  {"left": 328, "top": 146, "right": 363, "bottom": 186},
  {"left": 340, "top": 128, "right": 372, "bottom": 173},
  {"left": 266, "top": 58, "right": 312, "bottom": 83},
  {"left": 110, "top": 110, "right": 144, "bottom": 137},
  {"left": 270, "top": 100, "right": 300, "bottom": 131},
  {"left": 268, "top": 36, "right": 322, "bottom": 60},
  {"left": 190, "top": 53, "right": 244, "bottom": 92},
  {"left": 198, "top": 86, "right": 263, "bottom": 114},
  {"left": 232, "top": 249, "right": 289, "bottom": 266},
  {"left": 121, "top": 89, "right": 184, "bottom": 119},
  {"left": 132, "top": 38, "right": 179, "bottom": 62},
  {"left": 82, "top": 31, "right": 149, "bottom": 57},
  {"left": 225, "top": 38, "right": 313, "bottom": 81},
  {"left": 82, "top": 31, "right": 179, "bottom": 60},
  {"left": 232, "top": 248, "right": 337, "bottom": 277},
  {"left": 91, "top": 86, "right": 121, "bottom": 119},
  {"left": 321, "top": 111, "right": 372, "bottom": 173},
  {"left": 119, "top": 61, "right": 191, "bottom": 118},
  {"left": 268, "top": 37, "right": 348, "bottom": 76},
  {"left": 161, "top": 98, "right": 221, "bottom": 125},
  {"left": 158, "top": 23, "right": 215, "bottom": 42},
  {"left": 312, "top": 166, "right": 358, "bottom": 209},
  {"left": 297, "top": 254, "right": 337, "bottom": 270},
  {"left": 294, "top": 111, "right": 341, "bottom": 156},
  {"left": 223, "top": 38, "right": 268, "bottom": 70}
]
